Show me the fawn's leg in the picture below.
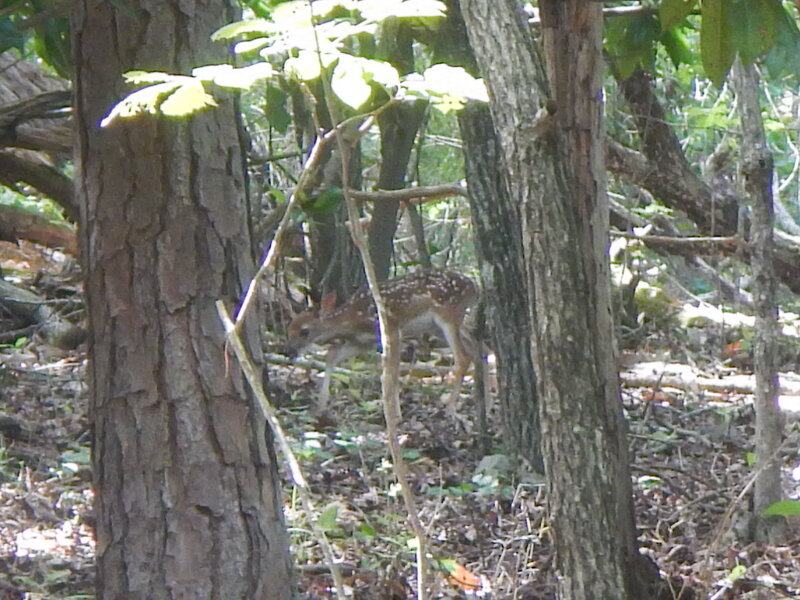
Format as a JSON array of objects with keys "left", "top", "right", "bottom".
[{"left": 433, "top": 313, "right": 473, "bottom": 416}]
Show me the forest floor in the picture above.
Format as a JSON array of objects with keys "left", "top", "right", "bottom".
[{"left": 1, "top": 272, "right": 800, "bottom": 598}]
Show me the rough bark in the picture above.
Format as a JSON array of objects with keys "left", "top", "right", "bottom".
[
  {"left": 437, "top": 0, "right": 541, "bottom": 470},
  {"left": 732, "top": 60, "right": 785, "bottom": 544},
  {"left": 73, "top": 1, "right": 294, "bottom": 598},
  {"left": 459, "top": 0, "right": 660, "bottom": 598},
  {"left": 458, "top": 103, "right": 542, "bottom": 470}
]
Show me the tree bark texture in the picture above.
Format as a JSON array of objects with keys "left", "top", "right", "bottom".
[
  {"left": 732, "top": 60, "right": 785, "bottom": 544},
  {"left": 458, "top": 102, "right": 542, "bottom": 471},
  {"left": 459, "top": 0, "right": 658, "bottom": 597},
  {"left": 436, "top": 0, "right": 541, "bottom": 470},
  {"left": 73, "top": 2, "right": 294, "bottom": 598}
]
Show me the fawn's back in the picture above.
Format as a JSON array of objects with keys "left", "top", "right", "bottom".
[{"left": 286, "top": 270, "right": 478, "bottom": 413}]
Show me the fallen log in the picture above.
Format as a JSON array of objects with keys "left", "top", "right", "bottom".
[{"left": 0, "top": 278, "right": 84, "bottom": 349}]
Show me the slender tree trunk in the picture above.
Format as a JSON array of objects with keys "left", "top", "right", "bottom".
[
  {"left": 459, "top": 0, "right": 661, "bottom": 597},
  {"left": 368, "top": 23, "right": 426, "bottom": 280},
  {"left": 73, "top": 1, "right": 294, "bottom": 598},
  {"left": 732, "top": 60, "right": 785, "bottom": 543}
]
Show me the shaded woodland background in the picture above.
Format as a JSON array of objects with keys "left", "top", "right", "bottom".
[{"left": 3, "top": 1, "right": 800, "bottom": 599}]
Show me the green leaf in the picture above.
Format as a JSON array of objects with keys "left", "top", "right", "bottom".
[
  {"left": 160, "top": 79, "right": 218, "bottom": 116},
  {"left": 306, "top": 187, "right": 344, "bottom": 215},
  {"left": 660, "top": 27, "right": 694, "bottom": 68},
  {"left": 604, "top": 14, "right": 660, "bottom": 78},
  {"left": 700, "top": 0, "right": 735, "bottom": 85},
  {"left": 729, "top": 0, "right": 776, "bottom": 65},
  {"left": 264, "top": 85, "right": 292, "bottom": 132},
  {"left": 659, "top": 0, "right": 696, "bottom": 31},
  {"left": 763, "top": 499, "right": 800, "bottom": 516},
  {"left": 763, "top": 1, "right": 800, "bottom": 78},
  {"left": 0, "top": 16, "right": 25, "bottom": 54},
  {"left": 727, "top": 564, "right": 747, "bottom": 582},
  {"left": 317, "top": 504, "right": 340, "bottom": 532}
]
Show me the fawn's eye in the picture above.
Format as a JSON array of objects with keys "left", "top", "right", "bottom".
[{"left": 299, "top": 327, "right": 310, "bottom": 337}]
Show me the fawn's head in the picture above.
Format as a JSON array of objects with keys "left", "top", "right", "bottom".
[{"left": 285, "top": 290, "right": 342, "bottom": 356}]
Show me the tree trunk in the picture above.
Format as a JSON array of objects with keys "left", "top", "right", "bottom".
[
  {"left": 436, "top": 0, "right": 541, "bottom": 469},
  {"left": 73, "top": 2, "right": 294, "bottom": 598},
  {"left": 458, "top": 103, "right": 541, "bottom": 471},
  {"left": 368, "top": 23, "right": 426, "bottom": 280},
  {"left": 459, "top": 0, "right": 661, "bottom": 597},
  {"left": 732, "top": 59, "right": 785, "bottom": 544}
]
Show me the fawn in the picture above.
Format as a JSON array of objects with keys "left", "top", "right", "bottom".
[{"left": 286, "top": 270, "right": 478, "bottom": 414}]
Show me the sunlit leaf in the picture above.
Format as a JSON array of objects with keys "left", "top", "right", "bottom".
[
  {"left": 160, "top": 80, "right": 218, "bottom": 116},
  {"left": 284, "top": 50, "right": 336, "bottom": 81},
  {"left": 211, "top": 63, "right": 274, "bottom": 89},
  {"left": 404, "top": 64, "right": 487, "bottom": 105},
  {"left": 358, "top": 0, "right": 446, "bottom": 21},
  {"left": 211, "top": 18, "right": 275, "bottom": 41},
  {"left": 124, "top": 70, "right": 181, "bottom": 85},
  {"left": 233, "top": 37, "right": 271, "bottom": 54},
  {"left": 192, "top": 64, "right": 234, "bottom": 81},
  {"left": 361, "top": 56, "right": 400, "bottom": 88},
  {"left": 101, "top": 81, "right": 183, "bottom": 126},
  {"left": 271, "top": 1, "right": 314, "bottom": 28},
  {"left": 331, "top": 56, "right": 372, "bottom": 108}
]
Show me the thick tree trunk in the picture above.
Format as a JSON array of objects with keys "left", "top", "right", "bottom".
[
  {"left": 73, "top": 2, "right": 294, "bottom": 598},
  {"left": 436, "top": 0, "right": 541, "bottom": 469},
  {"left": 459, "top": 0, "right": 660, "bottom": 597},
  {"left": 458, "top": 103, "right": 541, "bottom": 471},
  {"left": 732, "top": 60, "right": 785, "bottom": 544}
]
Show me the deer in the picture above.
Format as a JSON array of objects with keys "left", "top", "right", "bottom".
[{"left": 286, "top": 270, "right": 478, "bottom": 415}]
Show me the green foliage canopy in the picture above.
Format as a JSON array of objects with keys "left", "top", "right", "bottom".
[{"left": 102, "top": 0, "right": 487, "bottom": 127}]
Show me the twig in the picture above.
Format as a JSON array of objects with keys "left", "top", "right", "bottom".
[{"left": 309, "top": 3, "right": 431, "bottom": 597}]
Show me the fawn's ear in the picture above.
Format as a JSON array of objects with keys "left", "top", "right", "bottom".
[{"left": 320, "top": 291, "right": 338, "bottom": 314}]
